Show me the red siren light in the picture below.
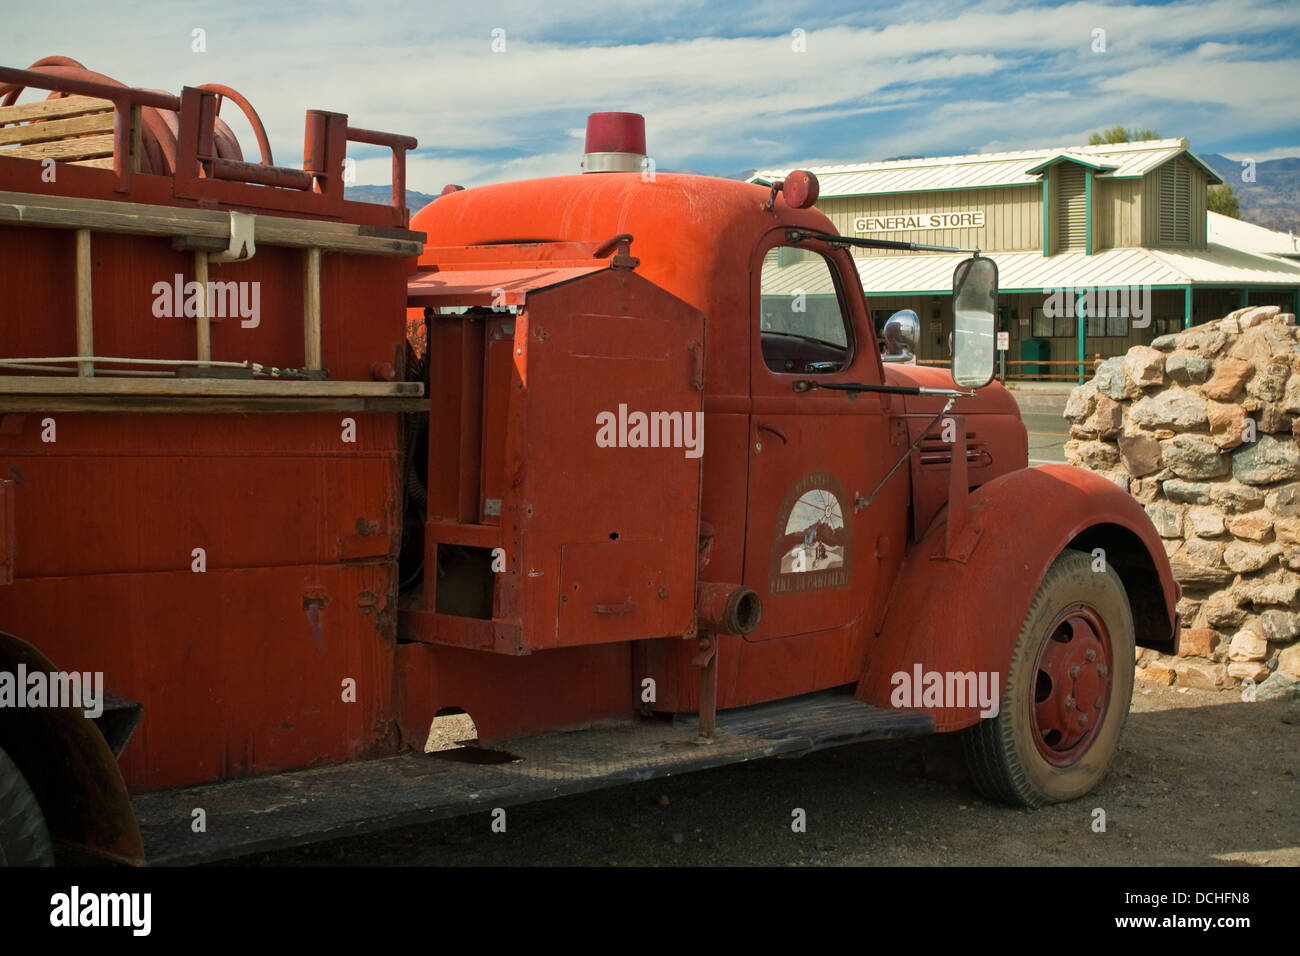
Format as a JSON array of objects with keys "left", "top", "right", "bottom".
[
  {"left": 782, "top": 170, "right": 820, "bottom": 209},
  {"left": 582, "top": 112, "right": 647, "bottom": 173}
]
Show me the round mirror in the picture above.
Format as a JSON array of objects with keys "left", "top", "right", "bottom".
[{"left": 881, "top": 309, "right": 919, "bottom": 363}]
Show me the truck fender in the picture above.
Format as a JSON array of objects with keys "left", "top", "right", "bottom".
[
  {"left": 0, "top": 631, "right": 144, "bottom": 865},
  {"left": 856, "top": 464, "right": 1179, "bottom": 733}
]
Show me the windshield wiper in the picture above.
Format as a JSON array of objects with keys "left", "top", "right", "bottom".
[{"left": 785, "top": 229, "right": 980, "bottom": 255}]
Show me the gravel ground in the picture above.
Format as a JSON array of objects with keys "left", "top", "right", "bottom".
[{"left": 232, "top": 682, "right": 1299, "bottom": 866}]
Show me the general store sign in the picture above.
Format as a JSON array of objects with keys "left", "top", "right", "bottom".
[{"left": 853, "top": 210, "right": 985, "bottom": 232}]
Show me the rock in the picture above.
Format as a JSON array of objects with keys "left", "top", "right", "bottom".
[
  {"left": 1205, "top": 400, "right": 1247, "bottom": 450},
  {"left": 1279, "top": 644, "right": 1300, "bottom": 680},
  {"left": 1246, "top": 362, "right": 1291, "bottom": 402},
  {"left": 1228, "top": 629, "right": 1268, "bottom": 661},
  {"left": 1276, "top": 517, "right": 1300, "bottom": 544},
  {"left": 1123, "top": 346, "right": 1166, "bottom": 390},
  {"left": 1223, "top": 541, "right": 1279, "bottom": 573},
  {"left": 1094, "top": 357, "right": 1140, "bottom": 401},
  {"left": 1137, "top": 658, "right": 1176, "bottom": 686},
  {"left": 1145, "top": 503, "right": 1183, "bottom": 538},
  {"left": 1201, "top": 358, "right": 1254, "bottom": 402},
  {"left": 1207, "top": 481, "right": 1265, "bottom": 512},
  {"left": 1231, "top": 569, "right": 1300, "bottom": 606},
  {"left": 1225, "top": 512, "right": 1274, "bottom": 541},
  {"left": 1085, "top": 395, "right": 1123, "bottom": 439},
  {"left": 1173, "top": 658, "right": 1227, "bottom": 690},
  {"left": 1265, "top": 482, "right": 1300, "bottom": 518},
  {"left": 1065, "top": 439, "right": 1120, "bottom": 470},
  {"left": 1231, "top": 435, "right": 1300, "bottom": 485},
  {"left": 1129, "top": 478, "right": 1161, "bottom": 503},
  {"left": 1185, "top": 539, "right": 1225, "bottom": 566},
  {"left": 1284, "top": 375, "right": 1300, "bottom": 415},
  {"left": 1257, "top": 609, "right": 1300, "bottom": 643},
  {"left": 1238, "top": 305, "right": 1281, "bottom": 329},
  {"left": 1164, "top": 480, "right": 1212, "bottom": 505},
  {"left": 1176, "top": 628, "right": 1219, "bottom": 659},
  {"left": 1150, "top": 334, "right": 1178, "bottom": 352},
  {"left": 1177, "top": 325, "right": 1227, "bottom": 357},
  {"left": 1255, "top": 669, "right": 1300, "bottom": 700},
  {"left": 1118, "top": 434, "right": 1162, "bottom": 477},
  {"left": 1063, "top": 381, "right": 1098, "bottom": 423},
  {"left": 1187, "top": 507, "right": 1225, "bottom": 537},
  {"left": 1131, "top": 389, "right": 1208, "bottom": 430},
  {"left": 1201, "top": 592, "right": 1245, "bottom": 629},
  {"left": 1165, "top": 352, "right": 1213, "bottom": 385},
  {"left": 1228, "top": 661, "right": 1270, "bottom": 682},
  {"left": 1158, "top": 435, "right": 1230, "bottom": 479},
  {"left": 1168, "top": 549, "right": 1234, "bottom": 588},
  {"left": 1253, "top": 403, "right": 1291, "bottom": 434}
]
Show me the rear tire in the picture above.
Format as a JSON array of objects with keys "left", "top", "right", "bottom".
[
  {"left": 962, "top": 548, "right": 1134, "bottom": 807},
  {"left": 0, "top": 745, "right": 54, "bottom": 866}
]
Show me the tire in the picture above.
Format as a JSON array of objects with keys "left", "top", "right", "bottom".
[
  {"left": 0, "top": 746, "right": 54, "bottom": 866},
  {"left": 962, "top": 548, "right": 1135, "bottom": 807}
]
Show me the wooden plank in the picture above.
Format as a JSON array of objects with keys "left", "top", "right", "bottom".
[
  {"left": 0, "top": 395, "right": 429, "bottom": 414},
  {"left": 0, "top": 95, "right": 113, "bottom": 124},
  {"left": 0, "top": 190, "right": 424, "bottom": 257},
  {"left": 0, "top": 376, "right": 422, "bottom": 396},
  {"left": 194, "top": 251, "right": 210, "bottom": 362},
  {"left": 3, "top": 133, "right": 114, "bottom": 162},
  {"left": 0, "top": 111, "right": 115, "bottom": 147},
  {"left": 75, "top": 228, "right": 93, "bottom": 377},
  {"left": 69, "top": 157, "right": 116, "bottom": 169},
  {"left": 304, "top": 247, "right": 322, "bottom": 370}
]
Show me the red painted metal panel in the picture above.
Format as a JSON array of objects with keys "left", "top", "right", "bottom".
[{"left": 407, "top": 264, "right": 607, "bottom": 308}]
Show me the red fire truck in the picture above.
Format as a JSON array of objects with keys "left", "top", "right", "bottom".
[{"left": 0, "top": 59, "right": 1179, "bottom": 865}]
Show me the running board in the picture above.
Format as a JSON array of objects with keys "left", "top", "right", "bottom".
[{"left": 132, "top": 691, "right": 933, "bottom": 865}]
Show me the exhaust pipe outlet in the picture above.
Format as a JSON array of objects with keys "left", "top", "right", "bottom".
[{"left": 696, "top": 582, "right": 762, "bottom": 636}]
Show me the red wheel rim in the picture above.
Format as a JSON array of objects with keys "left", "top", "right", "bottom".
[{"left": 1031, "top": 603, "right": 1113, "bottom": 767}]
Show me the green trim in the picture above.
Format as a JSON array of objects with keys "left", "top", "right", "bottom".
[
  {"left": 1184, "top": 285, "right": 1192, "bottom": 329},
  {"left": 1085, "top": 168, "right": 1094, "bottom": 255},
  {"left": 1042, "top": 173, "right": 1050, "bottom": 257},
  {"left": 1024, "top": 155, "right": 1118, "bottom": 176},
  {"left": 1239, "top": 288, "right": 1250, "bottom": 308},
  {"left": 1077, "top": 292, "right": 1086, "bottom": 384}
]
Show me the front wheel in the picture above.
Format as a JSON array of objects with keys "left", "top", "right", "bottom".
[{"left": 962, "top": 548, "right": 1135, "bottom": 807}]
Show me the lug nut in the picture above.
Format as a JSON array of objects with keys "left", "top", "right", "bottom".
[
  {"left": 1084, "top": 649, "right": 1097, "bottom": 662},
  {"left": 1069, "top": 665, "right": 1080, "bottom": 679},
  {"left": 1094, "top": 697, "right": 1103, "bottom": 709},
  {"left": 1098, "top": 664, "right": 1108, "bottom": 677},
  {"left": 1064, "top": 696, "right": 1075, "bottom": 711},
  {"left": 1078, "top": 714, "right": 1088, "bottom": 727}
]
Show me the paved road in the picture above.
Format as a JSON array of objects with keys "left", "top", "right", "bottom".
[{"left": 1008, "top": 386, "right": 1071, "bottom": 464}]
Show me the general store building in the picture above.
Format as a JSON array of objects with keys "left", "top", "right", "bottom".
[{"left": 751, "top": 140, "right": 1300, "bottom": 380}]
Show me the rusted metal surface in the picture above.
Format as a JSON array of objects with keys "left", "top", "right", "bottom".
[
  {"left": 133, "top": 690, "right": 932, "bottom": 865},
  {"left": 1033, "top": 605, "right": 1113, "bottom": 766}
]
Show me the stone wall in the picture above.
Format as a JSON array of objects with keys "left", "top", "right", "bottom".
[{"left": 1062, "top": 305, "right": 1300, "bottom": 699}]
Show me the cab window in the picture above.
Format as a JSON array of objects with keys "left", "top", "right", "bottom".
[{"left": 758, "top": 246, "right": 853, "bottom": 374}]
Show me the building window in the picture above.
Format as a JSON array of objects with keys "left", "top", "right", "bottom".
[
  {"left": 1158, "top": 161, "right": 1190, "bottom": 244},
  {"left": 1032, "top": 306, "right": 1129, "bottom": 338},
  {"left": 759, "top": 247, "right": 853, "bottom": 374},
  {"left": 1057, "top": 163, "right": 1087, "bottom": 251}
]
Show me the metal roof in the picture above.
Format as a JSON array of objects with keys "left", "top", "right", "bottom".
[
  {"left": 751, "top": 138, "right": 1224, "bottom": 198},
  {"left": 1207, "top": 211, "right": 1300, "bottom": 259},
  {"left": 759, "top": 244, "right": 1300, "bottom": 298}
]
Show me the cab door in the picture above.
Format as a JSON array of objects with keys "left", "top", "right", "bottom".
[{"left": 741, "top": 233, "right": 905, "bottom": 642}]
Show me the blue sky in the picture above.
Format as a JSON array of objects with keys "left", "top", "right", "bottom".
[{"left": 6, "top": 0, "right": 1299, "bottom": 191}]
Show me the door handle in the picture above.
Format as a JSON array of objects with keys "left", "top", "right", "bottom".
[{"left": 757, "top": 422, "right": 788, "bottom": 444}]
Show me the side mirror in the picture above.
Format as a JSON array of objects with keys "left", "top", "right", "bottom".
[
  {"left": 881, "top": 309, "right": 919, "bottom": 364},
  {"left": 952, "top": 257, "right": 997, "bottom": 389}
]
